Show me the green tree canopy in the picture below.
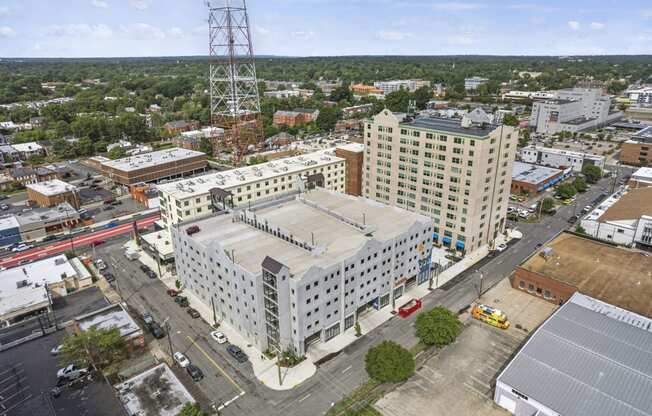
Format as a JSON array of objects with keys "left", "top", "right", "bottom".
[
  {"left": 107, "top": 146, "right": 127, "bottom": 160},
  {"left": 316, "top": 107, "right": 338, "bottom": 131},
  {"left": 582, "top": 165, "right": 602, "bottom": 184},
  {"left": 502, "top": 114, "right": 519, "bottom": 127},
  {"left": 61, "top": 326, "right": 127, "bottom": 372},
  {"left": 177, "top": 403, "right": 207, "bottom": 416},
  {"left": 199, "top": 137, "right": 213, "bottom": 156},
  {"left": 540, "top": 197, "right": 555, "bottom": 214},
  {"left": 573, "top": 177, "right": 588, "bottom": 193},
  {"left": 365, "top": 341, "right": 415, "bottom": 383},
  {"left": 556, "top": 183, "right": 577, "bottom": 199},
  {"left": 384, "top": 89, "right": 411, "bottom": 113},
  {"left": 415, "top": 306, "right": 462, "bottom": 347}
]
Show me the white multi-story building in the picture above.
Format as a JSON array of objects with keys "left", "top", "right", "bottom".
[
  {"left": 624, "top": 86, "right": 652, "bottom": 104},
  {"left": 519, "top": 145, "right": 605, "bottom": 173},
  {"left": 464, "top": 77, "right": 489, "bottom": 91},
  {"left": 580, "top": 187, "right": 652, "bottom": 249},
  {"left": 172, "top": 189, "right": 434, "bottom": 356},
  {"left": 530, "top": 88, "right": 622, "bottom": 134},
  {"left": 373, "top": 79, "right": 430, "bottom": 94},
  {"left": 157, "top": 148, "right": 347, "bottom": 231},
  {"left": 363, "top": 109, "right": 518, "bottom": 253}
]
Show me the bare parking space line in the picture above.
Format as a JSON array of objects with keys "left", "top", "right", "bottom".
[
  {"left": 298, "top": 393, "right": 312, "bottom": 403},
  {"left": 341, "top": 365, "right": 352, "bottom": 374}
]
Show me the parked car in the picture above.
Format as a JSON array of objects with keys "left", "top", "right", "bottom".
[
  {"left": 50, "top": 345, "right": 63, "bottom": 355},
  {"left": 140, "top": 265, "right": 151, "bottom": 273},
  {"left": 91, "top": 240, "right": 106, "bottom": 247},
  {"left": 173, "top": 352, "right": 190, "bottom": 368},
  {"left": 12, "top": 244, "right": 33, "bottom": 252},
  {"left": 186, "top": 364, "right": 204, "bottom": 382},
  {"left": 149, "top": 322, "right": 166, "bottom": 339},
  {"left": 167, "top": 288, "right": 181, "bottom": 297},
  {"left": 142, "top": 312, "right": 154, "bottom": 327},
  {"left": 103, "top": 272, "right": 115, "bottom": 283},
  {"left": 94, "top": 259, "right": 107, "bottom": 271},
  {"left": 57, "top": 364, "right": 89, "bottom": 381},
  {"left": 581, "top": 206, "right": 592, "bottom": 214},
  {"left": 226, "top": 345, "right": 248, "bottom": 363},
  {"left": 146, "top": 270, "right": 157, "bottom": 279},
  {"left": 210, "top": 331, "right": 228, "bottom": 344},
  {"left": 175, "top": 296, "right": 189, "bottom": 307},
  {"left": 0, "top": 204, "right": 8, "bottom": 210},
  {"left": 103, "top": 205, "right": 115, "bottom": 211},
  {"left": 43, "top": 235, "right": 58, "bottom": 242},
  {"left": 187, "top": 308, "right": 200, "bottom": 319},
  {"left": 496, "top": 243, "right": 508, "bottom": 252}
]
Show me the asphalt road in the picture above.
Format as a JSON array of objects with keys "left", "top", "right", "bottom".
[{"left": 95, "top": 166, "right": 634, "bottom": 416}]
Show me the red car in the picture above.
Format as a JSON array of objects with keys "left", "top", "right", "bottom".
[{"left": 91, "top": 240, "right": 106, "bottom": 247}]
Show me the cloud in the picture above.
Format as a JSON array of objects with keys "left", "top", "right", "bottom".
[
  {"left": 91, "top": 0, "right": 108, "bottom": 8},
  {"left": 290, "top": 31, "right": 315, "bottom": 40},
  {"left": 0, "top": 6, "right": 10, "bottom": 17},
  {"left": 129, "top": 0, "right": 148, "bottom": 10},
  {"left": 121, "top": 23, "right": 165, "bottom": 40},
  {"left": 0, "top": 26, "right": 16, "bottom": 38},
  {"left": 432, "top": 2, "right": 485, "bottom": 12},
  {"left": 507, "top": 3, "right": 559, "bottom": 12},
  {"left": 46, "top": 24, "right": 112, "bottom": 38},
  {"left": 447, "top": 34, "right": 474, "bottom": 45},
  {"left": 376, "top": 30, "right": 413, "bottom": 41},
  {"left": 567, "top": 21, "right": 580, "bottom": 31},
  {"left": 167, "top": 27, "right": 184, "bottom": 38},
  {"left": 589, "top": 22, "right": 605, "bottom": 30},
  {"left": 255, "top": 26, "right": 271, "bottom": 36}
]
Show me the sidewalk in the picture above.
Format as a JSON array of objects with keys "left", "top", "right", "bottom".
[{"left": 126, "top": 229, "right": 518, "bottom": 390}]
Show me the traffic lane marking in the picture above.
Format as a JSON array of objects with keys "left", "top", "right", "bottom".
[{"left": 186, "top": 335, "right": 244, "bottom": 394}]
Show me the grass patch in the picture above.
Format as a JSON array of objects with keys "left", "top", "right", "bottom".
[{"left": 326, "top": 379, "right": 383, "bottom": 416}]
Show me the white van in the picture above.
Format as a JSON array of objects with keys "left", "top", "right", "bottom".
[{"left": 124, "top": 249, "right": 140, "bottom": 261}]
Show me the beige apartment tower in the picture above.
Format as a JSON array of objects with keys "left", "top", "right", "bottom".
[{"left": 363, "top": 110, "right": 517, "bottom": 253}]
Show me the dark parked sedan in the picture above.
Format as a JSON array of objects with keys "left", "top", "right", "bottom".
[
  {"left": 149, "top": 322, "right": 166, "bottom": 339},
  {"left": 175, "top": 296, "right": 189, "bottom": 307},
  {"left": 102, "top": 272, "right": 115, "bottom": 283},
  {"left": 186, "top": 308, "right": 200, "bottom": 318},
  {"left": 226, "top": 345, "right": 248, "bottom": 363},
  {"left": 140, "top": 265, "right": 151, "bottom": 273},
  {"left": 186, "top": 364, "right": 204, "bottom": 382}
]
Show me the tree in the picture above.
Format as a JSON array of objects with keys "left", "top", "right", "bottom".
[
  {"left": 365, "top": 341, "right": 414, "bottom": 383},
  {"left": 575, "top": 224, "right": 587, "bottom": 234},
  {"left": 573, "top": 177, "right": 588, "bottom": 193},
  {"left": 502, "top": 114, "right": 519, "bottom": 127},
  {"left": 107, "top": 146, "right": 127, "bottom": 160},
  {"left": 556, "top": 183, "right": 577, "bottom": 199},
  {"left": 329, "top": 84, "right": 353, "bottom": 103},
  {"left": 384, "top": 89, "right": 411, "bottom": 113},
  {"left": 199, "top": 137, "right": 213, "bottom": 156},
  {"left": 413, "top": 86, "right": 433, "bottom": 110},
  {"left": 415, "top": 307, "right": 462, "bottom": 347},
  {"left": 540, "top": 197, "right": 555, "bottom": 214},
  {"left": 582, "top": 165, "right": 602, "bottom": 184},
  {"left": 60, "top": 326, "right": 127, "bottom": 372},
  {"left": 316, "top": 107, "right": 338, "bottom": 132},
  {"left": 177, "top": 403, "right": 207, "bottom": 416},
  {"left": 354, "top": 321, "right": 361, "bottom": 337}
]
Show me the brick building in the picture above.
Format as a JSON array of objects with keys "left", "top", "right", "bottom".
[
  {"left": 335, "top": 143, "right": 364, "bottom": 196},
  {"left": 510, "top": 161, "right": 568, "bottom": 195},
  {"left": 620, "top": 126, "right": 652, "bottom": 166},
  {"left": 163, "top": 120, "right": 200, "bottom": 135},
  {"left": 9, "top": 166, "right": 58, "bottom": 186},
  {"left": 26, "top": 179, "right": 81, "bottom": 209},
  {"left": 349, "top": 84, "right": 384, "bottom": 95},
  {"left": 513, "top": 232, "right": 652, "bottom": 317},
  {"left": 100, "top": 148, "right": 208, "bottom": 187},
  {"left": 273, "top": 108, "right": 320, "bottom": 127}
]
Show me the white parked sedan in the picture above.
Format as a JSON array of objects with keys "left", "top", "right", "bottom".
[
  {"left": 496, "top": 243, "right": 508, "bottom": 252},
  {"left": 173, "top": 351, "right": 190, "bottom": 368},
  {"left": 51, "top": 344, "right": 63, "bottom": 355},
  {"left": 210, "top": 331, "right": 228, "bottom": 344}
]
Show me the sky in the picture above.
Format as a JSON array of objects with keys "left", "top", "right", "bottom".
[{"left": 0, "top": 0, "right": 651, "bottom": 57}]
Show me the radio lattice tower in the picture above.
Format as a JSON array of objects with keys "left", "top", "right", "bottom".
[{"left": 208, "top": 0, "right": 263, "bottom": 164}]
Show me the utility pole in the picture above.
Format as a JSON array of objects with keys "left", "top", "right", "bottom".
[
  {"left": 43, "top": 281, "right": 59, "bottom": 330},
  {"left": 475, "top": 270, "right": 484, "bottom": 299}
]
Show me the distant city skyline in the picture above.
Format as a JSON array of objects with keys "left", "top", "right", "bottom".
[{"left": 0, "top": 0, "right": 651, "bottom": 58}]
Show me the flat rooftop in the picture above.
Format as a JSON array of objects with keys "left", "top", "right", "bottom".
[
  {"left": 101, "top": 148, "right": 205, "bottom": 172},
  {"left": 512, "top": 161, "right": 562, "bottom": 185},
  {"left": 402, "top": 116, "right": 497, "bottom": 138},
  {"left": 14, "top": 202, "right": 79, "bottom": 226},
  {"left": 523, "top": 145, "right": 604, "bottom": 161},
  {"left": 632, "top": 126, "right": 652, "bottom": 143},
  {"left": 115, "top": 364, "right": 194, "bottom": 416},
  {"left": 76, "top": 303, "right": 141, "bottom": 339},
  {"left": 498, "top": 292, "right": 652, "bottom": 416},
  {"left": 632, "top": 166, "right": 652, "bottom": 183},
  {"left": 520, "top": 232, "right": 652, "bottom": 318},
  {"left": 336, "top": 143, "right": 364, "bottom": 153},
  {"left": 563, "top": 116, "right": 596, "bottom": 125},
  {"left": 597, "top": 187, "right": 652, "bottom": 222},
  {"left": 158, "top": 148, "right": 343, "bottom": 199},
  {"left": 180, "top": 189, "right": 432, "bottom": 277},
  {"left": 0, "top": 254, "right": 78, "bottom": 317},
  {"left": 11, "top": 142, "right": 43, "bottom": 152},
  {"left": 26, "top": 179, "right": 77, "bottom": 196}
]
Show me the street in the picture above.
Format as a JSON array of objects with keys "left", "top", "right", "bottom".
[{"left": 54, "top": 166, "right": 637, "bottom": 415}]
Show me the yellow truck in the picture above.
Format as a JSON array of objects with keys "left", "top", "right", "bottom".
[{"left": 472, "top": 304, "right": 510, "bottom": 329}]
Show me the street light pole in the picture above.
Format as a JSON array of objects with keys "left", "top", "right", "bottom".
[
  {"left": 43, "top": 280, "right": 59, "bottom": 330},
  {"left": 475, "top": 270, "right": 485, "bottom": 299}
]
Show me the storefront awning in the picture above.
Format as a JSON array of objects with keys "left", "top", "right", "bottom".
[
  {"left": 442, "top": 236, "right": 452, "bottom": 244},
  {"left": 456, "top": 241, "right": 465, "bottom": 250}
]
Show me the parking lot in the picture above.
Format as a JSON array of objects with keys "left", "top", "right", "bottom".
[
  {"left": 0, "top": 330, "right": 124, "bottom": 416},
  {"left": 374, "top": 278, "right": 557, "bottom": 416}
]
